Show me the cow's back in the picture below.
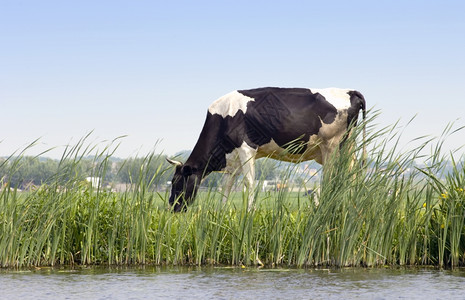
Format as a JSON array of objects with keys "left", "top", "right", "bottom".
[{"left": 239, "top": 88, "right": 349, "bottom": 150}]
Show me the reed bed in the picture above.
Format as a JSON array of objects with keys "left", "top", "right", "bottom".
[{"left": 1, "top": 114, "right": 464, "bottom": 268}]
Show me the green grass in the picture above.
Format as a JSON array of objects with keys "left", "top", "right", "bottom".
[{"left": 1, "top": 113, "right": 464, "bottom": 268}]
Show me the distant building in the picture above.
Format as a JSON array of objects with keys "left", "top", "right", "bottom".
[{"left": 86, "top": 177, "right": 101, "bottom": 188}]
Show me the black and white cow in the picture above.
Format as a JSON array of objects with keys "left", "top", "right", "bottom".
[{"left": 167, "top": 87, "right": 366, "bottom": 212}]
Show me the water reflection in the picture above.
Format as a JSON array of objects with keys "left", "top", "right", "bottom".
[{"left": 1, "top": 266, "right": 465, "bottom": 299}]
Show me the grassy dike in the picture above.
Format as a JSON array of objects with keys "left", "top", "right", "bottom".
[{"left": 1, "top": 115, "right": 464, "bottom": 268}]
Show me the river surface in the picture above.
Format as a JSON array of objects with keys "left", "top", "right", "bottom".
[{"left": 1, "top": 266, "right": 465, "bottom": 299}]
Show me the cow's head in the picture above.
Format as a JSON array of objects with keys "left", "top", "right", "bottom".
[{"left": 167, "top": 158, "right": 201, "bottom": 212}]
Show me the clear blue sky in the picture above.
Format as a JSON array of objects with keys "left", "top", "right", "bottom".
[{"left": 1, "top": 0, "right": 464, "bottom": 159}]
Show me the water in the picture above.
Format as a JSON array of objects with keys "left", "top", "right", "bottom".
[{"left": 1, "top": 266, "right": 465, "bottom": 299}]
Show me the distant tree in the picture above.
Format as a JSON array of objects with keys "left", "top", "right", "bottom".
[
  {"left": 201, "top": 172, "right": 223, "bottom": 188},
  {"left": 114, "top": 154, "right": 173, "bottom": 188},
  {"left": 255, "top": 158, "right": 278, "bottom": 180},
  {"left": 0, "top": 156, "right": 59, "bottom": 188}
]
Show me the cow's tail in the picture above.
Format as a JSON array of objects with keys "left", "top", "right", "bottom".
[{"left": 360, "top": 95, "right": 367, "bottom": 167}]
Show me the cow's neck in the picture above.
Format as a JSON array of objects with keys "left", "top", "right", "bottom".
[
  {"left": 185, "top": 114, "right": 227, "bottom": 178},
  {"left": 186, "top": 143, "right": 226, "bottom": 179}
]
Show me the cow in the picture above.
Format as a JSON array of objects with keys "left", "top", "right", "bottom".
[{"left": 167, "top": 87, "right": 366, "bottom": 212}]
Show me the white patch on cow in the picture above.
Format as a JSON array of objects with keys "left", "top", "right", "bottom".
[
  {"left": 224, "top": 141, "right": 257, "bottom": 174},
  {"left": 318, "top": 110, "right": 349, "bottom": 140},
  {"left": 208, "top": 91, "right": 255, "bottom": 117},
  {"left": 310, "top": 88, "right": 352, "bottom": 110},
  {"left": 318, "top": 110, "right": 349, "bottom": 157}
]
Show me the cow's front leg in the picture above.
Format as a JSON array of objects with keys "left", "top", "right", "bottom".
[
  {"left": 243, "top": 162, "right": 256, "bottom": 210},
  {"left": 222, "top": 172, "right": 236, "bottom": 203},
  {"left": 236, "top": 143, "right": 257, "bottom": 210}
]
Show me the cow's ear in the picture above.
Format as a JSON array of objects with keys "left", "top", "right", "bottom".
[
  {"left": 181, "top": 165, "right": 193, "bottom": 176},
  {"left": 181, "top": 165, "right": 198, "bottom": 176}
]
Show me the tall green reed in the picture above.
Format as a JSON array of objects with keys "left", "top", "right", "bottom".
[{"left": 1, "top": 114, "right": 464, "bottom": 268}]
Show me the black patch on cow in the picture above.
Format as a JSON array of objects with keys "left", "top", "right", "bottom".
[
  {"left": 186, "top": 112, "right": 247, "bottom": 173},
  {"left": 337, "top": 90, "right": 366, "bottom": 149},
  {"left": 347, "top": 90, "right": 366, "bottom": 127},
  {"left": 242, "top": 89, "right": 291, "bottom": 145}
]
